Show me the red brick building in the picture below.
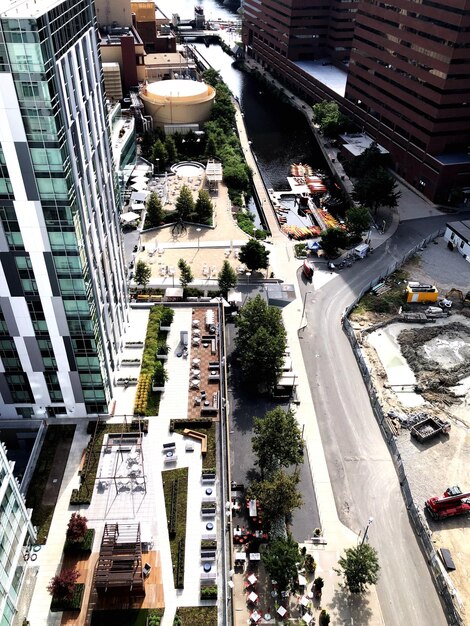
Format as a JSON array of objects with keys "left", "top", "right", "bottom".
[{"left": 242, "top": 0, "right": 470, "bottom": 203}]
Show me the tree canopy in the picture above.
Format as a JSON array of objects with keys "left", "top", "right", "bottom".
[
  {"left": 195, "top": 189, "right": 213, "bottom": 224},
  {"left": 144, "top": 192, "right": 165, "bottom": 229},
  {"left": 238, "top": 239, "right": 270, "bottom": 272},
  {"left": 175, "top": 185, "right": 195, "bottom": 221},
  {"left": 151, "top": 139, "right": 168, "bottom": 171},
  {"left": 345, "top": 205, "right": 371, "bottom": 238},
  {"left": 235, "top": 295, "right": 287, "bottom": 390},
  {"left": 335, "top": 543, "right": 380, "bottom": 594},
  {"left": 134, "top": 260, "right": 151, "bottom": 289},
  {"left": 217, "top": 260, "right": 237, "bottom": 296},
  {"left": 178, "top": 258, "right": 193, "bottom": 288},
  {"left": 352, "top": 167, "right": 400, "bottom": 215},
  {"left": 312, "top": 100, "right": 350, "bottom": 138},
  {"left": 252, "top": 406, "right": 304, "bottom": 475},
  {"left": 249, "top": 469, "right": 302, "bottom": 521},
  {"left": 262, "top": 535, "right": 300, "bottom": 593},
  {"left": 320, "top": 227, "right": 349, "bottom": 257}
]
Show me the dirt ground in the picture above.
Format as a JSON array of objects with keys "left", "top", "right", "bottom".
[{"left": 350, "top": 242, "right": 470, "bottom": 623}]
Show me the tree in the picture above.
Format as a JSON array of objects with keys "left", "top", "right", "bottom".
[
  {"left": 205, "top": 136, "right": 217, "bottom": 159},
  {"left": 66, "top": 513, "right": 88, "bottom": 544},
  {"left": 346, "top": 143, "right": 383, "bottom": 178},
  {"left": 134, "top": 260, "right": 151, "bottom": 289},
  {"left": 178, "top": 258, "right": 193, "bottom": 288},
  {"left": 262, "top": 535, "right": 300, "bottom": 593},
  {"left": 345, "top": 205, "right": 371, "bottom": 238},
  {"left": 252, "top": 406, "right": 303, "bottom": 475},
  {"left": 238, "top": 239, "right": 270, "bottom": 272},
  {"left": 151, "top": 139, "right": 168, "bottom": 171},
  {"left": 335, "top": 543, "right": 380, "bottom": 594},
  {"left": 235, "top": 295, "right": 287, "bottom": 390},
  {"left": 249, "top": 469, "right": 302, "bottom": 521},
  {"left": 195, "top": 189, "right": 213, "bottom": 224},
  {"left": 175, "top": 185, "right": 195, "bottom": 221},
  {"left": 320, "top": 227, "right": 349, "bottom": 257},
  {"left": 47, "top": 568, "right": 80, "bottom": 600},
  {"left": 352, "top": 167, "right": 400, "bottom": 215},
  {"left": 217, "top": 260, "right": 237, "bottom": 296},
  {"left": 319, "top": 610, "right": 331, "bottom": 626},
  {"left": 144, "top": 192, "right": 165, "bottom": 229},
  {"left": 312, "top": 100, "right": 350, "bottom": 137},
  {"left": 164, "top": 136, "right": 178, "bottom": 165}
]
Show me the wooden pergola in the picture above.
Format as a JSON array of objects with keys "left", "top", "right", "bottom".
[{"left": 94, "top": 523, "right": 145, "bottom": 595}]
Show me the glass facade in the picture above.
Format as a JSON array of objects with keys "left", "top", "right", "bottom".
[
  {"left": 0, "top": 443, "right": 35, "bottom": 626},
  {"left": 0, "top": 0, "right": 128, "bottom": 417}
]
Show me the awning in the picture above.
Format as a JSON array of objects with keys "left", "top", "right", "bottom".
[
  {"left": 131, "top": 191, "right": 150, "bottom": 202},
  {"left": 227, "top": 290, "right": 242, "bottom": 304},
  {"left": 120, "top": 211, "right": 140, "bottom": 223}
]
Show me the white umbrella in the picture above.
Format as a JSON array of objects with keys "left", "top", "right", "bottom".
[
  {"left": 120, "top": 211, "right": 140, "bottom": 223},
  {"left": 302, "top": 613, "right": 313, "bottom": 624},
  {"left": 210, "top": 296, "right": 230, "bottom": 307}
]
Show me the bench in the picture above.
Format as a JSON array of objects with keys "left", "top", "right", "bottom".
[
  {"left": 183, "top": 429, "right": 207, "bottom": 454},
  {"left": 201, "top": 550, "right": 216, "bottom": 559},
  {"left": 162, "top": 442, "right": 176, "bottom": 450},
  {"left": 201, "top": 407, "right": 218, "bottom": 416}
]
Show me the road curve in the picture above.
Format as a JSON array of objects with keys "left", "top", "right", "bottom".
[{"left": 299, "top": 215, "right": 460, "bottom": 626}]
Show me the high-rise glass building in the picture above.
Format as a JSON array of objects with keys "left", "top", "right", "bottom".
[
  {"left": 0, "top": 441, "right": 36, "bottom": 626},
  {"left": 0, "top": 0, "right": 128, "bottom": 419}
]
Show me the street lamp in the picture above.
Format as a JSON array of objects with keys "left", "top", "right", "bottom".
[
  {"left": 155, "top": 158, "right": 160, "bottom": 177},
  {"left": 361, "top": 517, "right": 374, "bottom": 545},
  {"left": 196, "top": 227, "right": 201, "bottom": 249}
]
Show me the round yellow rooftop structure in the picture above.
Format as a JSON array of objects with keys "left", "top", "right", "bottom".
[{"left": 140, "top": 79, "right": 216, "bottom": 127}]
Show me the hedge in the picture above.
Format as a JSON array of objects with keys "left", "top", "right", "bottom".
[{"left": 176, "top": 538, "right": 185, "bottom": 589}]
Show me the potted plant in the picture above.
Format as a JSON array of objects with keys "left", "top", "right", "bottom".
[
  {"left": 304, "top": 553, "right": 316, "bottom": 575},
  {"left": 319, "top": 609, "right": 330, "bottom": 626},
  {"left": 156, "top": 343, "right": 170, "bottom": 360},
  {"left": 160, "top": 308, "right": 174, "bottom": 331},
  {"left": 314, "top": 576, "right": 324, "bottom": 598},
  {"left": 152, "top": 360, "right": 168, "bottom": 391}
]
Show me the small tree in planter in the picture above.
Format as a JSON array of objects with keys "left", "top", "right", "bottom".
[
  {"left": 156, "top": 343, "right": 170, "bottom": 359},
  {"left": 153, "top": 360, "right": 168, "bottom": 389},
  {"left": 47, "top": 568, "right": 80, "bottom": 602},
  {"left": 313, "top": 576, "right": 324, "bottom": 598},
  {"left": 304, "top": 553, "right": 316, "bottom": 575},
  {"left": 319, "top": 609, "right": 331, "bottom": 626},
  {"left": 66, "top": 513, "right": 88, "bottom": 545},
  {"left": 160, "top": 307, "right": 174, "bottom": 330}
]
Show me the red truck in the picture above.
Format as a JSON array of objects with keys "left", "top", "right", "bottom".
[{"left": 425, "top": 486, "right": 470, "bottom": 520}]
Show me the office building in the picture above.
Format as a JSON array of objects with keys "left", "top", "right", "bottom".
[
  {"left": 0, "top": 0, "right": 128, "bottom": 419},
  {"left": 0, "top": 441, "right": 36, "bottom": 626},
  {"left": 242, "top": 0, "right": 470, "bottom": 202}
]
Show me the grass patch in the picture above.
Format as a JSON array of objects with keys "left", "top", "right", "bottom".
[
  {"left": 352, "top": 270, "right": 409, "bottom": 317},
  {"left": 175, "top": 607, "right": 217, "bottom": 626},
  {"left": 71, "top": 422, "right": 137, "bottom": 505},
  {"left": 26, "top": 424, "right": 76, "bottom": 544},
  {"left": 90, "top": 609, "right": 163, "bottom": 626},
  {"left": 162, "top": 467, "right": 188, "bottom": 587},
  {"left": 170, "top": 420, "right": 216, "bottom": 468}
]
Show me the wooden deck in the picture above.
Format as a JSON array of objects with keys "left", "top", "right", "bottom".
[{"left": 60, "top": 550, "right": 164, "bottom": 626}]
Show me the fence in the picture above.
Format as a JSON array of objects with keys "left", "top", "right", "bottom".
[{"left": 343, "top": 227, "right": 463, "bottom": 626}]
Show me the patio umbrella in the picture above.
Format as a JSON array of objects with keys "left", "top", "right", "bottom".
[
  {"left": 307, "top": 240, "right": 321, "bottom": 250},
  {"left": 302, "top": 613, "right": 314, "bottom": 624}
]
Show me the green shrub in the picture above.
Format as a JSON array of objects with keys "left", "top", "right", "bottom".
[
  {"left": 50, "top": 583, "right": 84, "bottom": 612},
  {"left": 176, "top": 538, "right": 185, "bottom": 589},
  {"left": 200, "top": 586, "right": 217, "bottom": 599},
  {"left": 160, "top": 307, "right": 174, "bottom": 326},
  {"left": 153, "top": 361, "right": 168, "bottom": 387},
  {"left": 168, "top": 479, "right": 179, "bottom": 538}
]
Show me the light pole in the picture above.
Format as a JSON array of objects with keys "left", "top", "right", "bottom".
[
  {"left": 299, "top": 290, "right": 312, "bottom": 329},
  {"left": 196, "top": 227, "right": 201, "bottom": 250},
  {"left": 361, "top": 517, "right": 374, "bottom": 545},
  {"left": 155, "top": 158, "right": 160, "bottom": 177}
]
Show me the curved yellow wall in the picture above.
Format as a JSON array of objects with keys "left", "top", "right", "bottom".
[{"left": 140, "top": 82, "right": 216, "bottom": 126}]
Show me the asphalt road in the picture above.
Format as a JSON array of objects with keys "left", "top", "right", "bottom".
[
  {"left": 225, "top": 320, "right": 320, "bottom": 542},
  {"left": 299, "top": 215, "right": 464, "bottom": 626}
]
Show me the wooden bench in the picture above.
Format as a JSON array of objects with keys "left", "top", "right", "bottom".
[
  {"left": 78, "top": 448, "right": 87, "bottom": 475},
  {"left": 183, "top": 429, "right": 207, "bottom": 454}
]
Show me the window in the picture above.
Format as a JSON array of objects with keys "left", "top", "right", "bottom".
[
  {"left": 5, "top": 373, "right": 34, "bottom": 403},
  {"left": 16, "top": 407, "right": 34, "bottom": 418},
  {"left": 44, "top": 372, "right": 63, "bottom": 402}
]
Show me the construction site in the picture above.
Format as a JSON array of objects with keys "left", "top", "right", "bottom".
[{"left": 350, "top": 240, "right": 470, "bottom": 622}]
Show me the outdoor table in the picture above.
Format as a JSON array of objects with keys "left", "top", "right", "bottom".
[
  {"left": 270, "top": 590, "right": 278, "bottom": 598},
  {"left": 206, "top": 522, "right": 214, "bottom": 531},
  {"left": 247, "top": 591, "right": 258, "bottom": 603},
  {"left": 233, "top": 529, "right": 242, "bottom": 536},
  {"left": 191, "top": 379, "right": 200, "bottom": 387},
  {"left": 205, "top": 488, "right": 213, "bottom": 495},
  {"left": 300, "top": 596, "right": 309, "bottom": 607},
  {"left": 203, "top": 563, "right": 212, "bottom": 573},
  {"left": 264, "top": 615, "right": 271, "bottom": 622},
  {"left": 277, "top": 606, "right": 287, "bottom": 617},
  {"left": 204, "top": 400, "right": 210, "bottom": 406},
  {"left": 192, "top": 357, "right": 200, "bottom": 365},
  {"left": 306, "top": 591, "right": 314, "bottom": 599},
  {"left": 249, "top": 553, "right": 261, "bottom": 561},
  {"left": 247, "top": 573, "right": 258, "bottom": 585},
  {"left": 234, "top": 551, "right": 246, "bottom": 561}
]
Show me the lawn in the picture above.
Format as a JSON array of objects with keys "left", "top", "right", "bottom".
[
  {"left": 175, "top": 607, "right": 217, "bottom": 626},
  {"left": 26, "top": 424, "right": 76, "bottom": 544},
  {"left": 162, "top": 467, "right": 188, "bottom": 587}
]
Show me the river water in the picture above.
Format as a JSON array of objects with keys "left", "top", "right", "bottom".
[{"left": 157, "top": 0, "right": 328, "bottom": 225}]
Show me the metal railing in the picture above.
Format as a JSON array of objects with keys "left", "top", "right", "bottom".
[{"left": 342, "top": 228, "right": 463, "bottom": 625}]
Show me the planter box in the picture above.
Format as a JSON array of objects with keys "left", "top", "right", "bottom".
[
  {"left": 125, "top": 342, "right": 144, "bottom": 348},
  {"left": 152, "top": 383, "right": 165, "bottom": 392},
  {"left": 121, "top": 360, "right": 141, "bottom": 367},
  {"left": 156, "top": 354, "right": 168, "bottom": 361},
  {"left": 159, "top": 325, "right": 172, "bottom": 332}
]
